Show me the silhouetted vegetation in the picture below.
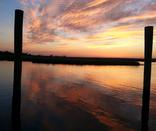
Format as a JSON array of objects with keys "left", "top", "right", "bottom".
[
  {"left": 0, "top": 51, "right": 149, "bottom": 66},
  {"left": 1, "top": 51, "right": 156, "bottom": 66}
]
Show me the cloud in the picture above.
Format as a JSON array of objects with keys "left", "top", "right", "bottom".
[{"left": 19, "top": 0, "right": 156, "bottom": 45}]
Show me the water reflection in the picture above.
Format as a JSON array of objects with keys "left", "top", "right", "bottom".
[
  {"left": 1, "top": 62, "right": 156, "bottom": 130},
  {"left": 0, "top": 62, "right": 13, "bottom": 131},
  {"left": 12, "top": 60, "right": 22, "bottom": 131},
  {"left": 20, "top": 63, "right": 156, "bottom": 130}
]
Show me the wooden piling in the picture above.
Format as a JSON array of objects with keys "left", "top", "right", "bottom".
[
  {"left": 12, "top": 9, "right": 24, "bottom": 131},
  {"left": 141, "top": 26, "right": 153, "bottom": 131},
  {"left": 14, "top": 9, "right": 23, "bottom": 59}
]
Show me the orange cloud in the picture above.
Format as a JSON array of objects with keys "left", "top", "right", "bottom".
[{"left": 19, "top": 0, "right": 156, "bottom": 57}]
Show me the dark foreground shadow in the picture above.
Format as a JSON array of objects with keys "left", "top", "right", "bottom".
[{"left": 11, "top": 60, "right": 22, "bottom": 131}]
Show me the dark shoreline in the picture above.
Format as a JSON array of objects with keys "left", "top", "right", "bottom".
[
  {"left": 0, "top": 51, "right": 143, "bottom": 66},
  {"left": 1, "top": 51, "right": 156, "bottom": 66}
]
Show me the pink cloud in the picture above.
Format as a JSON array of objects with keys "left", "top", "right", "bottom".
[{"left": 19, "top": 0, "right": 156, "bottom": 45}]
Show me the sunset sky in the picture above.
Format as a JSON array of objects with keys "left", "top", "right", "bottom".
[{"left": 0, "top": 0, "right": 156, "bottom": 58}]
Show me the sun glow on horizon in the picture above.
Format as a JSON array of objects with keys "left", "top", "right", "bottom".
[{"left": 1, "top": 0, "right": 156, "bottom": 58}]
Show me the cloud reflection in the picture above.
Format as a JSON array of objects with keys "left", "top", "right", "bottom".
[{"left": 20, "top": 63, "right": 151, "bottom": 130}]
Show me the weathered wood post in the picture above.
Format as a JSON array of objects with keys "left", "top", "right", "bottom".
[
  {"left": 12, "top": 9, "right": 24, "bottom": 131},
  {"left": 141, "top": 26, "right": 153, "bottom": 131}
]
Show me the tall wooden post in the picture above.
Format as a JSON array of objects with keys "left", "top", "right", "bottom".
[
  {"left": 141, "top": 26, "right": 153, "bottom": 131},
  {"left": 14, "top": 9, "right": 23, "bottom": 59},
  {"left": 12, "top": 9, "right": 23, "bottom": 131}
]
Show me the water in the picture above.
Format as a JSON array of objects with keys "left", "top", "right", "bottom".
[{"left": 0, "top": 61, "right": 156, "bottom": 131}]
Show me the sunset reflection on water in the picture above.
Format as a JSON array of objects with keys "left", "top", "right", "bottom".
[
  {"left": 21, "top": 62, "right": 156, "bottom": 131},
  {"left": 0, "top": 62, "right": 156, "bottom": 131}
]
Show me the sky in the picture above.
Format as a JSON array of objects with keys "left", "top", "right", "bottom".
[{"left": 0, "top": 0, "right": 156, "bottom": 58}]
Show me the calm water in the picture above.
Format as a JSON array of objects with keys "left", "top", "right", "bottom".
[{"left": 0, "top": 61, "right": 156, "bottom": 131}]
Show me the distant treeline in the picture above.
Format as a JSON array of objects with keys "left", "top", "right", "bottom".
[{"left": 0, "top": 51, "right": 155, "bottom": 66}]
